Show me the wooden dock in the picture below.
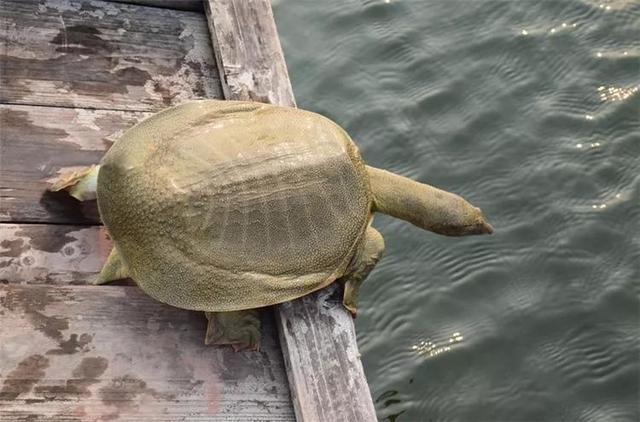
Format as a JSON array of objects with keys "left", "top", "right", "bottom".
[{"left": 0, "top": 0, "right": 376, "bottom": 420}]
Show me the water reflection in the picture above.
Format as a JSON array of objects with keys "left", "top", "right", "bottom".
[
  {"left": 598, "top": 85, "right": 639, "bottom": 102},
  {"left": 575, "top": 142, "right": 601, "bottom": 148},
  {"left": 412, "top": 332, "right": 465, "bottom": 358}
]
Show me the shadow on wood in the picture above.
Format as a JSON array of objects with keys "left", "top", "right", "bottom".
[{"left": 39, "top": 190, "right": 101, "bottom": 226}]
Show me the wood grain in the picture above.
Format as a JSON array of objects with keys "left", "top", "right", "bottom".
[
  {"left": 204, "top": 1, "right": 377, "bottom": 420},
  {"left": 0, "top": 223, "right": 110, "bottom": 285},
  {"left": 277, "top": 285, "right": 379, "bottom": 422},
  {"left": 0, "top": 0, "right": 222, "bottom": 111},
  {"left": 0, "top": 284, "right": 294, "bottom": 421}
]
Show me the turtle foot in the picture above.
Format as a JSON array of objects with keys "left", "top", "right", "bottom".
[{"left": 204, "top": 310, "right": 261, "bottom": 352}]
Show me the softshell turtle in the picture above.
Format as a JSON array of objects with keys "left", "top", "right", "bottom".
[{"left": 52, "top": 100, "right": 492, "bottom": 351}]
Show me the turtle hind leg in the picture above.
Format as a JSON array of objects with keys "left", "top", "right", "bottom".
[
  {"left": 205, "top": 310, "right": 262, "bottom": 352},
  {"left": 95, "top": 247, "right": 130, "bottom": 285},
  {"left": 49, "top": 165, "right": 100, "bottom": 201},
  {"left": 343, "top": 226, "right": 385, "bottom": 316}
]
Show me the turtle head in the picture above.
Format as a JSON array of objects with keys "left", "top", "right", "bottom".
[
  {"left": 367, "top": 166, "right": 494, "bottom": 237},
  {"left": 446, "top": 206, "right": 494, "bottom": 236},
  {"left": 474, "top": 207, "right": 494, "bottom": 234}
]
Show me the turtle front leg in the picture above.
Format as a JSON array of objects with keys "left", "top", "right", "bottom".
[
  {"left": 343, "top": 226, "right": 385, "bottom": 316},
  {"left": 204, "top": 310, "right": 262, "bottom": 352}
]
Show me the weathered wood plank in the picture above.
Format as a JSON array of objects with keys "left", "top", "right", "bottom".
[
  {"left": 0, "top": 224, "right": 110, "bottom": 285},
  {"left": 104, "top": 0, "right": 203, "bottom": 12},
  {"left": 0, "top": 0, "right": 222, "bottom": 111},
  {"left": 204, "top": 2, "right": 377, "bottom": 420},
  {"left": 204, "top": 0, "right": 295, "bottom": 107},
  {"left": 0, "top": 104, "right": 150, "bottom": 224},
  {"left": 0, "top": 284, "right": 295, "bottom": 421},
  {"left": 277, "top": 285, "right": 378, "bottom": 422}
]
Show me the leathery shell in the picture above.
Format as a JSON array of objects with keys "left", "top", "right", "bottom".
[{"left": 98, "top": 100, "right": 371, "bottom": 311}]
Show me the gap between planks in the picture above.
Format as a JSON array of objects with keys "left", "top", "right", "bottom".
[
  {"left": 0, "top": 100, "right": 155, "bottom": 114},
  {"left": 103, "top": 0, "right": 204, "bottom": 13}
]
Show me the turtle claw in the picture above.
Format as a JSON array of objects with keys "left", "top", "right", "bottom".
[{"left": 343, "top": 302, "right": 358, "bottom": 318}]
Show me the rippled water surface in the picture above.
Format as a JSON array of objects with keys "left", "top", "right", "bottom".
[{"left": 273, "top": 0, "right": 639, "bottom": 420}]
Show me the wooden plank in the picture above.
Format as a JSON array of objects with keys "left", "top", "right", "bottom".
[
  {"left": 277, "top": 286, "right": 379, "bottom": 422},
  {"left": 0, "top": 0, "right": 222, "bottom": 111},
  {"left": 104, "top": 0, "right": 203, "bottom": 12},
  {"left": 203, "top": 0, "right": 295, "bottom": 106},
  {"left": 0, "top": 104, "right": 150, "bottom": 224},
  {"left": 0, "top": 224, "right": 110, "bottom": 285},
  {"left": 204, "top": 2, "right": 377, "bottom": 420},
  {"left": 0, "top": 284, "right": 295, "bottom": 421}
]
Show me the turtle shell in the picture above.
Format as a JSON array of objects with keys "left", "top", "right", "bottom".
[{"left": 98, "top": 100, "right": 372, "bottom": 311}]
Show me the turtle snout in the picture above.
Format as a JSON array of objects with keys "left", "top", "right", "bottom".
[{"left": 474, "top": 207, "right": 493, "bottom": 235}]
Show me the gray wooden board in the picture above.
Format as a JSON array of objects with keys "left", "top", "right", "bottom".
[
  {"left": 0, "top": 0, "right": 222, "bottom": 111},
  {"left": 204, "top": 0, "right": 295, "bottom": 106},
  {"left": 0, "top": 104, "right": 151, "bottom": 224},
  {"left": 204, "top": 1, "right": 377, "bottom": 420},
  {"left": 104, "top": 0, "right": 203, "bottom": 12},
  {"left": 0, "top": 224, "right": 110, "bottom": 285},
  {"left": 278, "top": 285, "right": 378, "bottom": 422},
  {"left": 0, "top": 284, "right": 295, "bottom": 421}
]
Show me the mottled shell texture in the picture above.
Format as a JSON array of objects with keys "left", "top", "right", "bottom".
[{"left": 98, "top": 101, "right": 372, "bottom": 312}]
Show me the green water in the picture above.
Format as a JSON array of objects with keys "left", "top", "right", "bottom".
[{"left": 273, "top": 1, "right": 639, "bottom": 420}]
